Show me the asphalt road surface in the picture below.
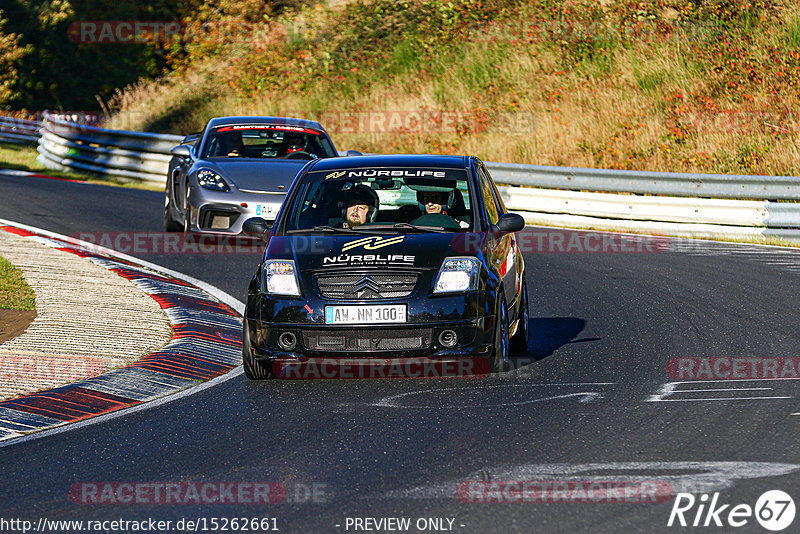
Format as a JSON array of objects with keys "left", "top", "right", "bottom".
[{"left": 1, "top": 172, "right": 799, "bottom": 533}]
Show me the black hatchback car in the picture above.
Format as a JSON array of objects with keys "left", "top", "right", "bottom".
[{"left": 242, "top": 154, "right": 528, "bottom": 379}]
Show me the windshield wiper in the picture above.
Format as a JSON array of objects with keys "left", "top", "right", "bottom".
[
  {"left": 286, "top": 225, "right": 357, "bottom": 234},
  {"left": 347, "top": 223, "right": 450, "bottom": 233},
  {"left": 389, "top": 222, "right": 450, "bottom": 233}
]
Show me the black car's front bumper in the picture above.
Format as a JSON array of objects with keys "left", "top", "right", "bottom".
[{"left": 244, "top": 290, "right": 497, "bottom": 361}]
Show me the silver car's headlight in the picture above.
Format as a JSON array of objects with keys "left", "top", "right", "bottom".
[
  {"left": 434, "top": 257, "right": 480, "bottom": 293},
  {"left": 197, "top": 169, "right": 230, "bottom": 192},
  {"left": 263, "top": 260, "right": 301, "bottom": 296}
]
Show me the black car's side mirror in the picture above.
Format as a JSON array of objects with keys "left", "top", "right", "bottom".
[
  {"left": 345, "top": 150, "right": 363, "bottom": 157},
  {"left": 495, "top": 213, "right": 525, "bottom": 235},
  {"left": 242, "top": 217, "right": 273, "bottom": 237},
  {"left": 170, "top": 144, "right": 192, "bottom": 159}
]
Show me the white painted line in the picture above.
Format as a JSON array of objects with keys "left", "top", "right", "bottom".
[
  {"left": 0, "top": 218, "right": 246, "bottom": 449},
  {"left": 646, "top": 380, "right": 796, "bottom": 403},
  {"left": 650, "top": 396, "right": 792, "bottom": 402},
  {"left": 678, "top": 387, "right": 774, "bottom": 392},
  {"left": 0, "top": 170, "right": 37, "bottom": 176}
]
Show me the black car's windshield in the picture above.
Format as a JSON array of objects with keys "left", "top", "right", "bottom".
[
  {"left": 200, "top": 125, "right": 337, "bottom": 159},
  {"left": 283, "top": 168, "right": 473, "bottom": 233}
]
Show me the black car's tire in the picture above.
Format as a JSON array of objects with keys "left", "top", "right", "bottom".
[
  {"left": 164, "top": 205, "right": 183, "bottom": 232},
  {"left": 510, "top": 278, "right": 529, "bottom": 354},
  {"left": 242, "top": 321, "right": 273, "bottom": 380},
  {"left": 491, "top": 297, "right": 511, "bottom": 373}
]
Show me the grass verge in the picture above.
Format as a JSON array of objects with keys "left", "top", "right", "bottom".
[{"left": 0, "top": 255, "right": 35, "bottom": 311}]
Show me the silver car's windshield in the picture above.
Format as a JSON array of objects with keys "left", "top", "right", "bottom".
[
  {"left": 283, "top": 168, "right": 474, "bottom": 232},
  {"left": 200, "top": 125, "right": 337, "bottom": 160}
]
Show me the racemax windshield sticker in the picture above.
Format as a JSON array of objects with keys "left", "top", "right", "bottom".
[
  {"left": 215, "top": 125, "right": 319, "bottom": 134},
  {"left": 324, "top": 169, "right": 450, "bottom": 179}
]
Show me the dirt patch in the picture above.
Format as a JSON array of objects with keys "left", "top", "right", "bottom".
[{"left": 0, "top": 309, "right": 37, "bottom": 344}]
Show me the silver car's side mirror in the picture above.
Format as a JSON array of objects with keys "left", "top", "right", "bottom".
[{"left": 171, "top": 145, "right": 192, "bottom": 158}]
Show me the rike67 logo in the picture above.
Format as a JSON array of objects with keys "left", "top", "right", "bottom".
[{"left": 668, "top": 490, "right": 795, "bottom": 531}]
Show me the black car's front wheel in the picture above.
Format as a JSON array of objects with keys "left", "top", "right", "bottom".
[
  {"left": 242, "top": 322, "right": 273, "bottom": 380},
  {"left": 510, "top": 277, "right": 529, "bottom": 354},
  {"left": 491, "top": 297, "right": 511, "bottom": 373}
]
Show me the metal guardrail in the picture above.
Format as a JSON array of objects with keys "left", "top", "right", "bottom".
[
  {"left": 487, "top": 163, "right": 800, "bottom": 240},
  {"left": 37, "top": 113, "right": 182, "bottom": 184},
  {"left": 486, "top": 161, "right": 800, "bottom": 201},
  {"left": 498, "top": 186, "right": 800, "bottom": 240},
  {"left": 0, "top": 116, "right": 42, "bottom": 143},
  {"left": 28, "top": 114, "right": 800, "bottom": 240}
]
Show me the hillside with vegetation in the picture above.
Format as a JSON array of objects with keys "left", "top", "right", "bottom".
[
  {"left": 0, "top": 0, "right": 310, "bottom": 110},
  {"left": 9, "top": 0, "right": 800, "bottom": 175}
]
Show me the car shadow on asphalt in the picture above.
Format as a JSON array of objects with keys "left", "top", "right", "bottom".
[{"left": 525, "top": 317, "right": 599, "bottom": 361}]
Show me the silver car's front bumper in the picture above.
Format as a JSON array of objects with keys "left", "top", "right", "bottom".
[{"left": 187, "top": 187, "right": 286, "bottom": 234}]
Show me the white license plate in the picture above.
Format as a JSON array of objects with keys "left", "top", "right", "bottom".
[
  {"left": 325, "top": 304, "right": 407, "bottom": 324},
  {"left": 255, "top": 204, "right": 279, "bottom": 218}
]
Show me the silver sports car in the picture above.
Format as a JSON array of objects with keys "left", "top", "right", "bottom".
[{"left": 164, "top": 116, "right": 356, "bottom": 234}]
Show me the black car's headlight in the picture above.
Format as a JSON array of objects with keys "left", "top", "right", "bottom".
[
  {"left": 263, "top": 260, "right": 301, "bottom": 296},
  {"left": 434, "top": 257, "right": 480, "bottom": 293},
  {"left": 197, "top": 169, "right": 230, "bottom": 192}
]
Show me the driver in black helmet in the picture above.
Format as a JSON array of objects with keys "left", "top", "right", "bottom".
[{"left": 341, "top": 185, "right": 379, "bottom": 228}]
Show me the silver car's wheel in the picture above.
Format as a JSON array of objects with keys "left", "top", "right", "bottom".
[{"left": 164, "top": 201, "right": 183, "bottom": 232}]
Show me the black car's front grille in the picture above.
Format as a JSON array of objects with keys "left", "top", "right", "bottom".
[
  {"left": 316, "top": 272, "right": 418, "bottom": 299},
  {"left": 303, "top": 328, "right": 432, "bottom": 351}
]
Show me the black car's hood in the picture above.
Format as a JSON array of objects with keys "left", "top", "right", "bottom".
[
  {"left": 201, "top": 159, "right": 308, "bottom": 192},
  {"left": 266, "top": 232, "right": 486, "bottom": 271}
]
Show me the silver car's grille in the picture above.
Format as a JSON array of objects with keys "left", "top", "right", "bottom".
[{"left": 315, "top": 273, "right": 418, "bottom": 300}]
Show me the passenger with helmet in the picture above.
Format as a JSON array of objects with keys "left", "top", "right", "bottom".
[
  {"left": 418, "top": 190, "right": 450, "bottom": 215},
  {"left": 340, "top": 184, "right": 379, "bottom": 228},
  {"left": 411, "top": 189, "right": 461, "bottom": 229}
]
